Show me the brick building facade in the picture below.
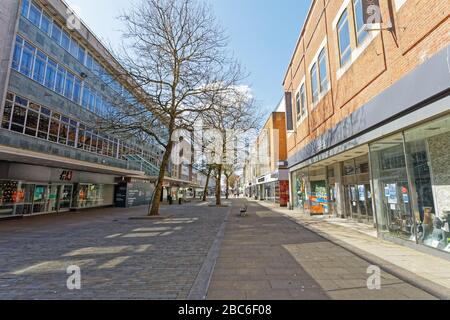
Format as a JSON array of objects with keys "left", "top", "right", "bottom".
[
  {"left": 283, "top": 0, "right": 450, "bottom": 255},
  {"left": 244, "top": 100, "right": 289, "bottom": 206}
]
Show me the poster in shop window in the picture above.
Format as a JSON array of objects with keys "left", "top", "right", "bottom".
[
  {"left": 384, "top": 186, "right": 390, "bottom": 197},
  {"left": 388, "top": 184, "right": 398, "bottom": 204},
  {"left": 358, "top": 185, "right": 366, "bottom": 202}
]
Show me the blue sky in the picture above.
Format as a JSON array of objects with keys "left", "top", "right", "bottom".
[{"left": 66, "top": 0, "right": 311, "bottom": 115}]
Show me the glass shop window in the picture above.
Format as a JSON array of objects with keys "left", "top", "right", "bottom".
[
  {"left": 404, "top": 114, "right": 450, "bottom": 253},
  {"left": 370, "top": 134, "right": 414, "bottom": 239}
]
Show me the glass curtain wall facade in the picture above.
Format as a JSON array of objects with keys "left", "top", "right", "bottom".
[
  {"left": 370, "top": 113, "right": 450, "bottom": 253},
  {"left": 10, "top": 0, "right": 163, "bottom": 165}
]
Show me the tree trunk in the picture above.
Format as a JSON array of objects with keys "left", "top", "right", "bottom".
[
  {"left": 148, "top": 140, "right": 173, "bottom": 216},
  {"left": 225, "top": 176, "right": 229, "bottom": 199},
  {"left": 202, "top": 167, "right": 212, "bottom": 202},
  {"left": 215, "top": 164, "right": 222, "bottom": 206}
]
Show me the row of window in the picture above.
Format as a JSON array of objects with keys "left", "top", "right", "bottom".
[
  {"left": 12, "top": 35, "right": 115, "bottom": 117},
  {"left": 337, "top": 0, "right": 369, "bottom": 67},
  {"left": 21, "top": 0, "right": 132, "bottom": 99},
  {"left": 294, "top": 0, "right": 371, "bottom": 123},
  {"left": 2, "top": 93, "right": 159, "bottom": 167},
  {"left": 20, "top": 0, "right": 165, "bottom": 159}
]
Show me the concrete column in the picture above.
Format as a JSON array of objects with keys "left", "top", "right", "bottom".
[
  {"left": 334, "top": 162, "right": 346, "bottom": 218},
  {"left": 288, "top": 170, "right": 294, "bottom": 210},
  {"left": 0, "top": 0, "right": 20, "bottom": 118}
]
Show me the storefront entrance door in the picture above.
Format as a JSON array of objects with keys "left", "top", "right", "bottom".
[
  {"left": 344, "top": 185, "right": 358, "bottom": 219},
  {"left": 58, "top": 185, "right": 73, "bottom": 211},
  {"left": 344, "top": 184, "right": 374, "bottom": 223},
  {"left": 48, "top": 185, "right": 59, "bottom": 212}
]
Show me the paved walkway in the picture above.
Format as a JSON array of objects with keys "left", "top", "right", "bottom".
[
  {"left": 0, "top": 199, "right": 447, "bottom": 300},
  {"left": 0, "top": 203, "right": 228, "bottom": 300},
  {"left": 256, "top": 200, "right": 450, "bottom": 299},
  {"left": 207, "top": 199, "right": 438, "bottom": 300}
]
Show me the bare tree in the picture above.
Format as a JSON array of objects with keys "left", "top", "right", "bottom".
[
  {"left": 105, "top": 0, "right": 243, "bottom": 216},
  {"left": 223, "top": 163, "right": 239, "bottom": 199},
  {"left": 202, "top": 86, "right": 262, "bottom": 206},
  {"left": 193, "top": 161, "right": 214, "bottom": 202},
  {"left": 201, "top": 165, "right": 213, "bottom": 201}
]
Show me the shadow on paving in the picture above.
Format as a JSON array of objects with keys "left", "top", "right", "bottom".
[
  {"left": 206, "top": 199, "right": 437, "bottom": 300},
  {"left": 0, "top": 203, "right": 228, "bottom": 300}
]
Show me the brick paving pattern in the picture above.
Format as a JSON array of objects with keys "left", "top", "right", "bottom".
[{"left": 0, "top": 203, "right": 228, "bottom": 300}]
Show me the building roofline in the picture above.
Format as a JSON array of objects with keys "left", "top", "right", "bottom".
[{"left": 273, "top": 96, "right": 285, "bottom": 112}]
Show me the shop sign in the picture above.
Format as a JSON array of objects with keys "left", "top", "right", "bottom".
[
  {"left": 59, "top": 170, "right": 74, "bottom": 182},
  {"left": 115, "top": 184, "right": 127, "bottom": 208}
]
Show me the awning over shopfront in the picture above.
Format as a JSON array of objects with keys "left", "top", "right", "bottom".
[{"left": 0, "top": 145, "right": 146, "bottom": 177}]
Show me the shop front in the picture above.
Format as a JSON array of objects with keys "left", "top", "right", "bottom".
[
  {"left": 0, "top": 181, "right": 71, "bottom": 216},
  {"left": 255, "top": 172, "right": 289, "bottom": 207},
  {"left": 290, "top": 112, "right": 450, "bottom": 255},
  {"left": 0, "top": 163, "right": 117, "bottom": 217},
  {"left": 291, "top": 150, "right": 373, "bottom": 222},
  {"left": 370, "top": 113, "right": 450, "bottom": 254},
  {"left": 292, "top": 167, "right": 330, "bottom": 216}
]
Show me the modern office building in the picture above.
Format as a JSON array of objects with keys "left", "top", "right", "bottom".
[
  {"left": 283, "top": 0, "right": 449, "bottom": 254},
  {"left": 0, "top": 0, "right": 165, "bottom": 217},
  {"left": 244, "top": 99, "right": 290, "bottom": 207}
]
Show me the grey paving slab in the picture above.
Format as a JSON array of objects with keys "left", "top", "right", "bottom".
[{"left": 206, "top": 199, "right": 438, "bottom": 300}]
